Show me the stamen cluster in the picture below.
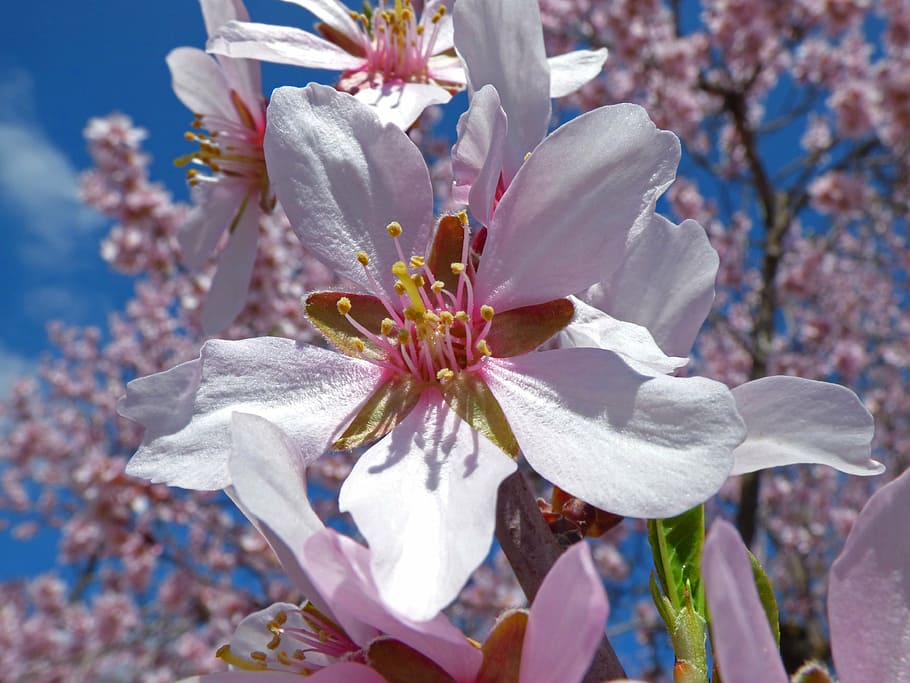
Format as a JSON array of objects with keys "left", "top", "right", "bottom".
[
  {"left": 346, "top": 0, "right": 447, "bottom": 85},
  {"left": 216, "top": 604, "right": 361, "bottom": 674},
  {"left": 340, "top": 214, "right": 495, "bottom": 385}
]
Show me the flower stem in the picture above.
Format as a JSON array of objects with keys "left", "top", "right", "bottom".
[{"left": 494, "top": 471, "right": 627, "bottom": 681}]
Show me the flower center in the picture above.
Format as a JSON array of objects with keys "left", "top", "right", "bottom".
[
  {"left": 339, "top": 213, "right": 495, "bottom": 386},
  {"left": 347, "top": 0, "right": 447, "bottom": 84},
  {"left": 175, "top": 90, "right": 273, "bottom": 214},
  {"left": 216, "top": 603, "right": 361, "bottom": 675}
]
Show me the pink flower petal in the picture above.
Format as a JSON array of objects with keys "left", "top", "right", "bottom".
[
  {"left": 120, "top": 338, "right": 383, "bottom": 489},
  {"left": 339, "top": 393, "right": 516, "bottom": 620},
  {"left": 582, "top": 214, "right": 718, "bottom": 358},
  {"left": 200, "top": 198, "right": 260, "bottom": 335},
  {"left": 166, "top": 47, "right": 235, "bottom": 122},
  {"left": 180, "top": 662, "right": 387, "bottom": 682},
  {"left": 228, "top": 413, "right": 326, "bottom": 605},
  {"left": 302, "top": 530, "right": 483, "bottom": 682},
  {"left": 483, "top": 349, "right": 744, "bottom": 517},
  {"left": 177, "top": 183, "right": 243, "bottom": 271},
  {"left": 283, "top": 0, "right": 364, "bottom": 46},
  {"left": 453, "top": 0, "right": 550, "bottom": 184},
  {"left": 829, "top": 466, "right": 910, "bottom": 683},
  {"left": 451, "top": 85, "right": 508, "bottom": 223},
  {"left": 558, "top": 296, "right": 688, "bottom": 376},
  {"left": 547, "top": 48, "right": 609, "bottom": 98},
  {"left": 475, "top": 104, "right": 680, "bottom": 312},
  {"left": 520, "top": 542, "right": 608, "bottom": 683},
  {"left": 703, "top": 520, "right": 789, "bottom": 683},
  {"left": 199, "top": 1, "right": 262, "bottom": 109},
  {"left": 730, "top": 376, "right": 880, "bottom": 476},
  {"left": 207, "top": 21, "right": 365, "bottom": 70},
  {"left": 264, "top": 85, "right": 435, "bottom": 300},
  {"left": 352, "top": 82, "right": 452, "bottom": 130}
]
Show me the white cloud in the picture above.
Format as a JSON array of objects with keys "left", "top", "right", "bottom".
[
  {"left": 0, "top": 69, "right": 105, "bottom": 268},
  {"left": 0, "top": 344, "right": 34, "bottom": 398}
]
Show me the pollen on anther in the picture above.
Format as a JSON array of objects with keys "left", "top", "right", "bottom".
[
  {"left": 356, "top": 251, "right": 370, "bottom": 266},
  {"left": 352, "top": 339, "right": 365, "bottom": 353},
  {"left": 386, "top": 221, "right": 403, "bottom": 237},
  {"left": 394, "top": 281, "right": 406, "bottom": 295},
  {"left": 250, "top": 651, "right": 268, "bottom": 663},
  {"left": 476, "top": 339, "right": 492, "bottom": 356},
  {"left": 397, "top": 329, "right": 410, "bottom": 344},
  {"left": 451, "top": 262, "right": 465, "bottom": 275},
  {"left": 455, "top": 310, "right": 470, "bottom": 323},
  {"left": 431, "top": 280, "right": 446, "bottom": 294},
  {"left": 410, "top": 255, "right": 425, "bottom": 268},
  {"left": 412, "top": 274, "right": 425, "bottom": 287},
  {"left": 381, "top": 318, "right": 395, "bottom": 336},
  {"left": 439, "top": 311, "right": 454, "bottom": 326},
  {"left": 457, "top": 210, "right": 469, "bottom": 225},
  {"left": 336, "top": 297, "right": 352, "bottom": 316},
  {"left": 480, "top": 305, "right": 495, "bottom": 321},
  {"left": 436, "top": 368, "right": 455, "bottom": 382}
]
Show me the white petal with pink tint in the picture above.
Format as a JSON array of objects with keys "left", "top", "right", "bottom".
[
  {"left": 283, "top": 0, "right": 363, "bottom": 45},
  {"left": 475, "top": 104, "right": 680, "bottom": 311},
  {"left": 181, "top": 662, "right": 387, "bottom": 683},
  {"left": 178, "top": 182, "right": 243, "bottom": 271},
  {"left": 558, "top": 296, "right": 688, "bottom": 376},
  {"left": 520, "top": 542, "right": 608, "bottom": 683},
  {"left": 201, "top": 197, "right": 260, "bottom": 335},
  {"left": 339, "top": 394, "right": 516, "bottom": 620},
  {"left": 264, "top": 85, "right": 435, "bottom": 300},
  {"left": 547, "top": 48, "right": 609, "bottom": 98},
  {"left": 730, "top": 376, "right": 880, "bottom": 476},
  {"left": 484, "top": 349, "right": 744, "bottom": 518},
  {"left": 451, "top": 85, "right": 508, "bottom": 222},
  {"left": 207, "top": 21, "right": 365, "bottom": 70},
  {"left": 829, "top": 466, "right": 910, "bottom": 683},
  {"left": 703, "top": 520, "right": 789, "bottom": 683},
  {"left": 120, "top": 338, "right": 383, "bottom": 490},
  {"left": 200, "top": 0, "right": 250, "bottom": 36},
  {"left": 454, "top": 0, "right": 550, "bottom": 183},
  {"left": 583, "top": 214, "right": 718, "bottom": 358},
  {"left": 167, "top": 47, "right": 235, "bottom": 122},
  {"left": 302, "top": 530, "right": 483, "bottom": 681},
  {"left": 352, "top": 82, "right": 452, "bottom": 130}
]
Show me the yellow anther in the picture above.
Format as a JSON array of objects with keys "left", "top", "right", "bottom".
[
  {"left": 274, "top": 611, "right": 287, "bottom": 626},
  {"left": 394, "top": 281, "right": 406, "bottom": 295},
  {"left": 250, "top": 651, "right": 268, "bottom": 663},
  {"left": 432, "top": 6, "right": 446, "bottom": 22},
  {"left": 186, "top": 168, "right": 198, "bottom": 178},
  {"left": 412, "top": 273, "right": 425, "bottom": 288},
  {"left": 480, "top": 305, "right": 495, "bottom": 321},
  {"left": 386, "top": 221, "right": 403, "bottom": 237},
  {"left": 381, "top": 318, "right": 395, "bottom": 336},
  {"left": 410, "top": 255, "right": 425, "bottom": 268},
  {"left": 423, "top": 311, "right": 440, "bottom": 324},
  {"left": 431, "top": 280, "right": 446, "bottom": 294},
  {"left": 191, "top": 119, "right": 203, "bottom": 129},
  {"left": 476, "top": 339, "right": 492, "bottom": 356},
  {"left": 348, "top": 9, "right": 359, "bottom": 18},
  {"left": 436, "top": 368, "right": 455, "bottom": 382},
  {"left": 524, "top": 151, "right": 533, "bottom": 161},
  {"left": 336, "top": 297, "right": 352, "bottom": 316},
  {"left": 397, "top": 329, "right": 410, "bottom": 344},
  {"left": 184, "top": 131, "right": 197, "bottom": 141},
  {"left": 392, "top": 261, "right": 426, "bottom": 313},
  {"left": 451, "top": 262, "right": 465, "bottom": 275},
  {"left": 457, "top": 210, "right": 468, "bottom": 225},
  {"left": 417, "top": 24, "right": 425, "bottom": 34},
  {"left": 277, "top": 651, "right": 292, "bottom": 666},
  {"left": 356, "top": 251, "right": 370, "bottom": 266},
  {"left": 267, "top": 632, "right": 281, "bottom": 650},
  {"left": 439, "top": 311, "right": 454, "bottom": 326},
  {"left": 352, "top": 339, "right": 365, "bottom": 353},
  {"left": 455, "top": 310, "right": 470, "bottom": 323},
  {"left": 293, "top": 649, "right": 306, "bottom": 660}
]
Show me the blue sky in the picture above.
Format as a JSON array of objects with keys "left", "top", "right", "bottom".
[{"left": 0, "top": 0, "right": 311, "bottom": 394}]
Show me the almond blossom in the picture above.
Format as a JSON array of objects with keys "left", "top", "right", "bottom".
[
  {"left": 702, "top": 463, "right": 910, "bottom": 682},
  {"left": 119, "top": 83, "right": 746, "bottom": 619},
  {"left": 182, "top": 412, "right": 611, "bottom": 683},
  {"left": 169, "top": 0, "right": 274, "bottom": 334},
  {"left": 205, "top": 0, "right": 606, "bottom": 129}
]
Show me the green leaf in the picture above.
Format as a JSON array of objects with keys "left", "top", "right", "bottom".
[
  {"left": 649, "top": 572, "right": 677, "bottom": 632},
  {"left": 748, "top": 549, "right": 781, "bottom": 646},
  {"left": 333, "top": 374, "right": 422, "bottom": 451},
  {"left": 442, "top": 371, "right": 519, "bottom": 457},
  {"left": 484, "top": 299, "right": 575, "bottom": 358},
  {"left": 647, "top": 505, "right": 706, "bottom": 616}
]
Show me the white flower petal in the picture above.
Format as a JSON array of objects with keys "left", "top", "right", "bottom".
[
  {"left": 283, "top": 0, "right": 364, "bottom": 46},
  {"left": 166, "top": 47, "right": 235, "bottom": 122},
  {"left": 484, "top": 349, "right": 744, "bottom": 518},
  {"left": 120, "top": 338, "right": 383, "bottom": 490},
  {"left": 547, "top": 48, "right": 608, "bottom": 98},
  {"left": 730, "top": 376, "right": 880, "bottom": 475},
  {"left": 339, "top": 394, "right": 516, "bottom": 620},
  {"left": 352, "top": 82, "right": 452, "bottom": 130},
  {"left": 264, "top": 85, "right": 435, "bottom": 300}
]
